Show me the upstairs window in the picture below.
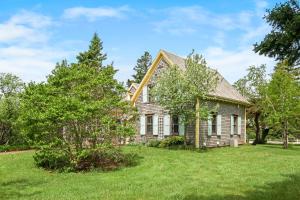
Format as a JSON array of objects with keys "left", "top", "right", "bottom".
[{"left": 148, "top": 85, "right": 153, "bottom": 103}]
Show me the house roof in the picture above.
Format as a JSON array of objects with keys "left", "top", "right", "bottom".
[
  {"left": 131, "top": 49, "right": 250, "bottom": 106},
  {"left": 131, "top": 83, "right": 140, "bottom": 89},
  {"left": 127, "top": 83, "right": 139, "bottom": 95}
]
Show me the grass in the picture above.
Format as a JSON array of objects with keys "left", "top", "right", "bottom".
[{"left": 0, "top": 144, "right": 300, "bottom": 200}]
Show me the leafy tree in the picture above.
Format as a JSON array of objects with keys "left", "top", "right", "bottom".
[
  {"left": 254, "top": 0, "right": 300, "bottom": 75},
  {"left": 262, "top": 61, "right": 300, "bottom": 149},
  {"left": 152, "top": 52, "right": 219, "bottom": 148},
  {"left": 0, "top": 73, "right": 24, "bottom": 144},
  {"left": 128, "top": 51, "right": 152, "bottom": 86},
  {"left": 234, "top": 65, "right": 268, "bottom": 144}
]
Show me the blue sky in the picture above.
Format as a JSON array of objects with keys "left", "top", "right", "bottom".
[{"left": 0, "top": 0, "right": 284, "bottom": 83}]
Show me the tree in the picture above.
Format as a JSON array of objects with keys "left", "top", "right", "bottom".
[
  {"left": 128, "top": 51, "right": 152, "bottom": 86},
  {"left": 254, "top": 0, "right": 300, "bottom": 73},
  {"left": 76, "top": 33, "right": 107, "bottom": 68},
  {"left": 19, "top": 34, "right": 136, "bottom": 150},
  {"left": 262, "top": 61, "right": 300, "bottom": 149},
  {"left": 234, "top": 65, "right": 268, "bottom": 144},
  {"left": 0, "top": 73, "right": 24, "bottom": 144},
  {"left": 152, "top": 52, "right": 219, "bottom": 148}
]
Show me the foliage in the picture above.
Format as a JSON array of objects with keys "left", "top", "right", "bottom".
[
  {"left": 76, "top": 33, "right": 107, "bottom": 68},
  {"left": 75, "top": 145, "right": 139, "bottom": 171},
  {"left": 158, "top": 136, "right": 185, "bottom": 148},
  {"left": 34, "top": 142, "right": 72, "bottom": 171},
  {"left": 18, "top": 34, "right": 137, "bottom": 171},
  {"left": 0, "top": 73, "right": 24, "bottom": 145},
  {"left": 233, "top": 65, "right": 268, "bottom": 144},
  {"left": 254, "top": 0, "right": 300, "bottom": 73},
  {"left": 127, "top": 51, "right": 152, "bottom": 87},
  {"left": 152, "top": 51, "right": 219, "bottom": 147},
  {"left": 146, "top": 139, "right": 161, "bottom": 147},
  {"left": 261, "top": 61, "right": 300, "bottom": 148},
  {"left": 152, "top": 52, "right": 219, "bottom": 123},
  {"left": 34, "top": 142, "right": 139, "bottom": 172}
]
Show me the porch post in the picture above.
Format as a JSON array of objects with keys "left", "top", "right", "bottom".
[{"left": 195, "top": 98, "right": 200, "bottom": 148}]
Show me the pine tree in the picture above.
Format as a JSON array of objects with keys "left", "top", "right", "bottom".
[
  {"left": 132, "top": 51, "right": 152, "bottom": 83},
  {"left": 76, "top": 33, "right": 107, "bottom": 69},
  {"left": 254, "top": 0, "right": 300, "bottom": 73}
]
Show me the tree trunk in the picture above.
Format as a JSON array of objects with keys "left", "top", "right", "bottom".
[
  {"left": 252, "top": 112, "right": 261, "bottom": 145},
  {"left": 283, "top": 120, "right": 288, "bottom": 149},
  {"left": 261, "top": 127, "right": 270, "bottom": 144},
  {"left": 184, "top": 126, "right": 187, "bottom": 146}
]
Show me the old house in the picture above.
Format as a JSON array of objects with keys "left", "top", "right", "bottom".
[{"left": 129, "top": 50, "right": 250, "bottom": 148}]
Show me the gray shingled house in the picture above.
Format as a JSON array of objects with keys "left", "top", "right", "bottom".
[{"left": 129, "top": 50, "right": 250, "bottom": 148}]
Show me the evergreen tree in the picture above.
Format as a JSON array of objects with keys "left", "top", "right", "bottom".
[
  {"left": 76, "top": 33, "right": 107, "bottom": 69},
  {"left": 20, "top": 34, "right": 136, "bottom": 149},
  {"left": 131, "top": 51, "right": 152, "bottom": 84},
  {"left": 254, "top": 0, "right": 300, "bottom": 76}
]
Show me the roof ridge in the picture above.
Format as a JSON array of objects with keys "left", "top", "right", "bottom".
[
  {"left": 159, "top": 49, "right": 249, "bottom": 104},
  {"left": 161, "top": 49, "right": 186, "bottom": 60}
]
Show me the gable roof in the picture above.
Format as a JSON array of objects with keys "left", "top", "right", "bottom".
[
  {"left": 128, "top": 83, "right": 139, "bottom": 92},
  {"left": 131, "top": 49, "right": 250, "bottom": 106}
]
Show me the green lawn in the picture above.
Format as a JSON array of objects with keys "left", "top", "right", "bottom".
[{"left": 0, "top": 145, "right": 300, "bottom": 200}]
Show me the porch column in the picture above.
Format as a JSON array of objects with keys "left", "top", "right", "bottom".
[{"left": 195, "top": 98, "right": 200, "bottom": 148}]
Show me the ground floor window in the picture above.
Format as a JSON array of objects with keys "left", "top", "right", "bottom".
[
  {"left": 212, "top": 114, "right": 217, "bottom": 135},
  {"left": 146, "top": 115, "right": 153, "bottom": 135},
  {"left": 172, "top": 115, "right": 179, "bottom": 135},
  {"left": 233, "top": 115, "right": 238, "bottom": 135}
]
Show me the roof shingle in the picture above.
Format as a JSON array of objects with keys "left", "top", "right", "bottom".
[{"left": 161, "top": 49, "right": 250, "bottom": 105}]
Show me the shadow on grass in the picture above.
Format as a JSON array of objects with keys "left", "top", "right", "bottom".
[
  {"left": 0, "top": 178, "right": 42, "bottom": 199},
  {"left": 182, "top": 173, "right": 300, "bottom": 200}
]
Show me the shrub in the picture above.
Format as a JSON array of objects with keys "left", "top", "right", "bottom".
[
  {"left": 75, "top": 146, "right": 139, "bottom": 171},
  {"left": 33, "top": 144, "right": 72, "bottom": 171},
  {"left": 159, "top": 136, "right": 185, "bottom": 148},
  {"left": 34, "top": 143, "right": 139, "bottom": 172},
  {"left": 147, "top": 139, "right": 161, "bottom": 147}
]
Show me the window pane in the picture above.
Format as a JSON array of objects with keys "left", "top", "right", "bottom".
[
  {"left": 146, "top": 115, "right": 153, "bottom": 134},
  {"left": 172, "top": 116, "right": 179, "bottom": 134}
]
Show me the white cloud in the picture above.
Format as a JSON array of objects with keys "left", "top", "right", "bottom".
[
  {"left": 152, "top": 6, "right": 255, "bottom": 35},
  {"left": 0, "top": 46, "right": 72, "bottom": 82},
  {"left": 203, "top": 46, "right": 275, "bottom": 83},
  {"left": 0, "top": 10, "right": 53, "bottom": 44},
  {"left": 0, "top": 11, "right": 72, "bottom": 82},
  {"left": 151, "top": 2, "right": 274, "bottom": 83},
  {"left": 63, "top": 6, "right": 131, "bottom": 21}
]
